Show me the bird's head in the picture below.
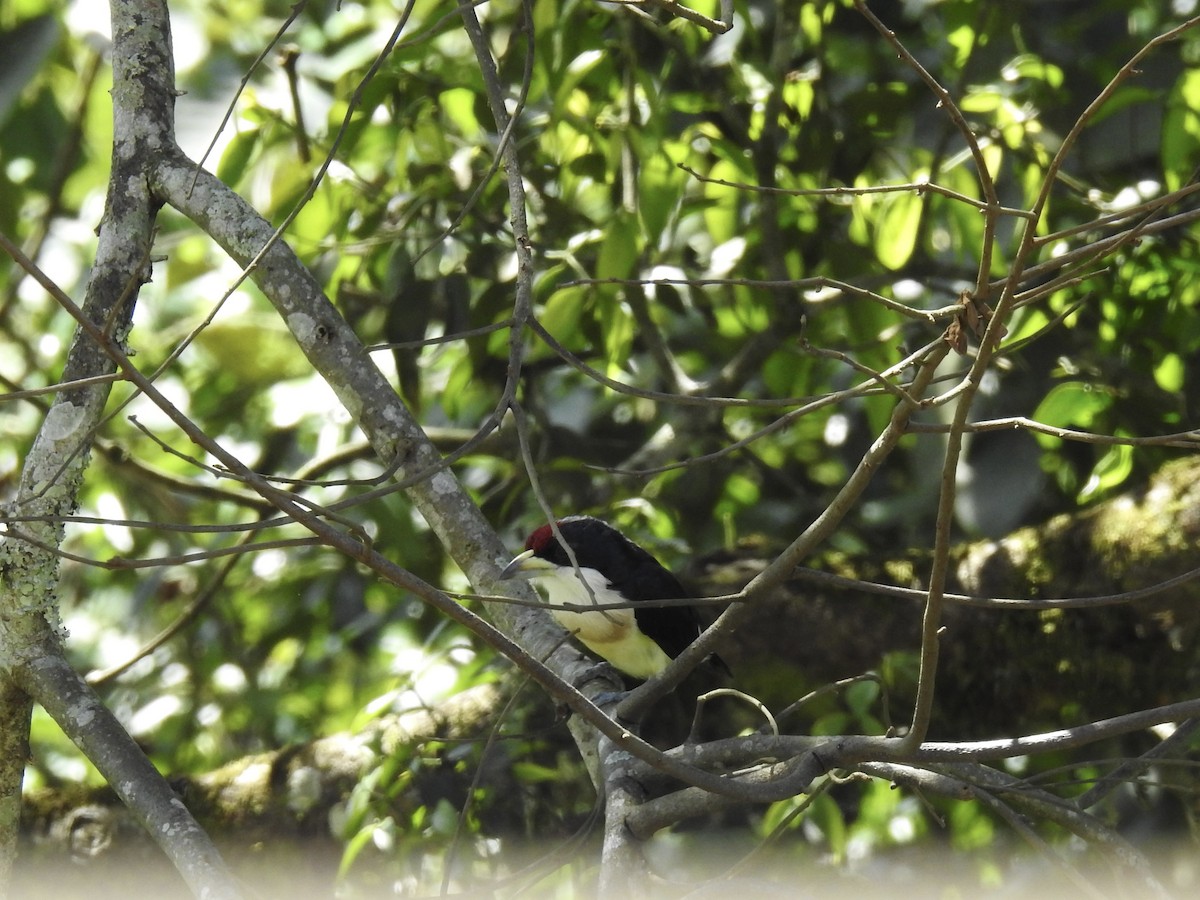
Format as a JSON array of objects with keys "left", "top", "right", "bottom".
[{"left": 498, "top": 515, "right": 624, "bottom": 582}]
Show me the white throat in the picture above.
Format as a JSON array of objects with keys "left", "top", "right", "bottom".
[{"left": 528, "top": 566, "right": 672, "bottom": 679}]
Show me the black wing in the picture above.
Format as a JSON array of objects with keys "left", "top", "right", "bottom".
[{"left": 555, "top": 516, "right": 706, "bottom": 662}]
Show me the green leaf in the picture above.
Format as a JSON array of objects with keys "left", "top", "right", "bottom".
[
  {"left": 1163, "top": 69, "right": 1200, "bottom": 191},
  {"left": 960, "top": 87, "right": 1003, "bottom": 115},
  {"left": 811, "top": 792, "right": 849, "bottom": 861},
  {"left": 722, "top": 471, "right": 760, "bottom": 506},
  {"left": 1003, "top": 308, "right": 1051, "bottom": 346},
  {"left": 511, "top": 761, "right": 564, "bottom": 783},
  {"left": 946, "top": 24, "right": 977, "bottom": 68},
  {"left": 338, "top": 817, "right": 393, "bottom": 879},
  {"left": 1079, "top": 442, "right": 1133, "bottom": 502},
  {"left": 598, "top": 292, "right": 633, "bottom": 368},
  {"left": 439, "top": 86, "right": 480, "bottom": 137},
  {"left": 812, "top": 711, "right": 850, "bottom": 736},
  {"left": 554, "top": 49, "right": 606, "bottom": 111},
  {"left": 217, "top": 127, "right": 260, "bottom": 186},
  {"left": 537, "top": 286, "right": 588, "bottom": 356},
  {"left": 596, "top": 210, "right": 640, "bottom": 287},
  {"left": 875, "top": 189, "right": 921, "bottom": 269},
  {"left": 194, "top": 313, "right": 313, "bottom": 385},
  {"left": 441, "top": 352, "right": 479, "bottom": 418},
  {"left": 1001, "top": 53, "right": 1064, "bottom": 89},
  {"left": 638, "top": 152, "right": 683, "bottom": 243},
  {"left": 760, "top": 798, "right": 800, "bottom": 834},
  {"left": 1153, "top": 352, "right": 1184, "bottom": 393},
  {"left": 949, "top": 797, "right": 995, "bottom": 851},
  {"left": 703, "top": 159, "right": 743, "bottom": 244},
  {"left": 845, "top": 679, "right": 880, "bottom": 718},
  {"left": 1032, "top": 382, "right": 1112, "bottom": 446}
]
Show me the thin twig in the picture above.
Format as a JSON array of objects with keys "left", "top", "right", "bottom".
[{"left": 792, "top": 562, "right": 1200, "bottom": 611}]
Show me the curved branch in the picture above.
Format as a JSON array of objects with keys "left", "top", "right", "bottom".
[
  {"left": 0, "top": 0, "right": 242, "bottom": 895},
  {"left": 19, "top": 653, "right": 238, "bottom": 896}
]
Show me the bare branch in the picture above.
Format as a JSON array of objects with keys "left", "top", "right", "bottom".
[{"left": 793, "top": 563, "right": 1200, "bottom": 611}]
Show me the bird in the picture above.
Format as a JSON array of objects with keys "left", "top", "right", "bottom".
[{"left": 498, "top": 515, "right": 724, "bottom": 680}]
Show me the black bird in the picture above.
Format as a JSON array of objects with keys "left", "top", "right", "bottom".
[{"left": 499, "top": 516, "right": 722, "bottom": 679}]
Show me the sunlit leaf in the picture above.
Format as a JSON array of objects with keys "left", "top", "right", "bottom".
[
  {"left": 538, "top": 285, "right": 588, "bottom": 355},
  {"left": 596, "top": 210, "right": 640, "bottom": 288},
  {"left": 216, "top": 127, "right": 260, "bottom": 187},
  {"left": 703, "top": 159, "right": 743, "bottom": 245},
  {"left": 1032, "top": 381, "right": 1112, "bottom": 446},
  {"left": 1079, "top": 442, "right": 1133, "bottom": 502},
  {"left": 194, "top": 314, "right": 313, "bottom": 385},
  {"left": 875, "top": 189, "right": 921, "bottom": 269},
  {"left": 439, "top": 86, "right": 480, "bottom": 138},
  {"left": 949, "top": 797, "right": 995, "bottom": 851},
  {"left": 1153, "top": 352, "right": 1184, "bottom": 392},
  {"left": 638, "top": 152, "right": 684, "bottom": 242},
  {"left": 1001, "top": 53, "right": 1064, "bottom": 89},
  {"left": 1163, "top": 69, "right": 1200, "bottom": 190},
  {"left": 812, "top": 793, "right": 849, "bottom": 861}
]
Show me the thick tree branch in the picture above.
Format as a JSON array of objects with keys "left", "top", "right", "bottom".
[
  {"left": 0, "top": 1, "right": 242, "bottom": 896},
  {"left": 19, "top": 653, "right": 235, "bottom": 895}
]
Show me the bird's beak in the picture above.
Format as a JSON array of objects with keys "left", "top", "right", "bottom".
[{"left": 498, "top": 548, "right": 554, "bottom": 580}]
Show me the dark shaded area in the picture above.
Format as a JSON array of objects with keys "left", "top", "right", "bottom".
[{"left": 698, "top": 457, "right": 1200, "bottom": 740}]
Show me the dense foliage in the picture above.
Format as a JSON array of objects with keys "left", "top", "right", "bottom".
[{"left": 3, "top": 0, "right": 1200, "bottom": 893}]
